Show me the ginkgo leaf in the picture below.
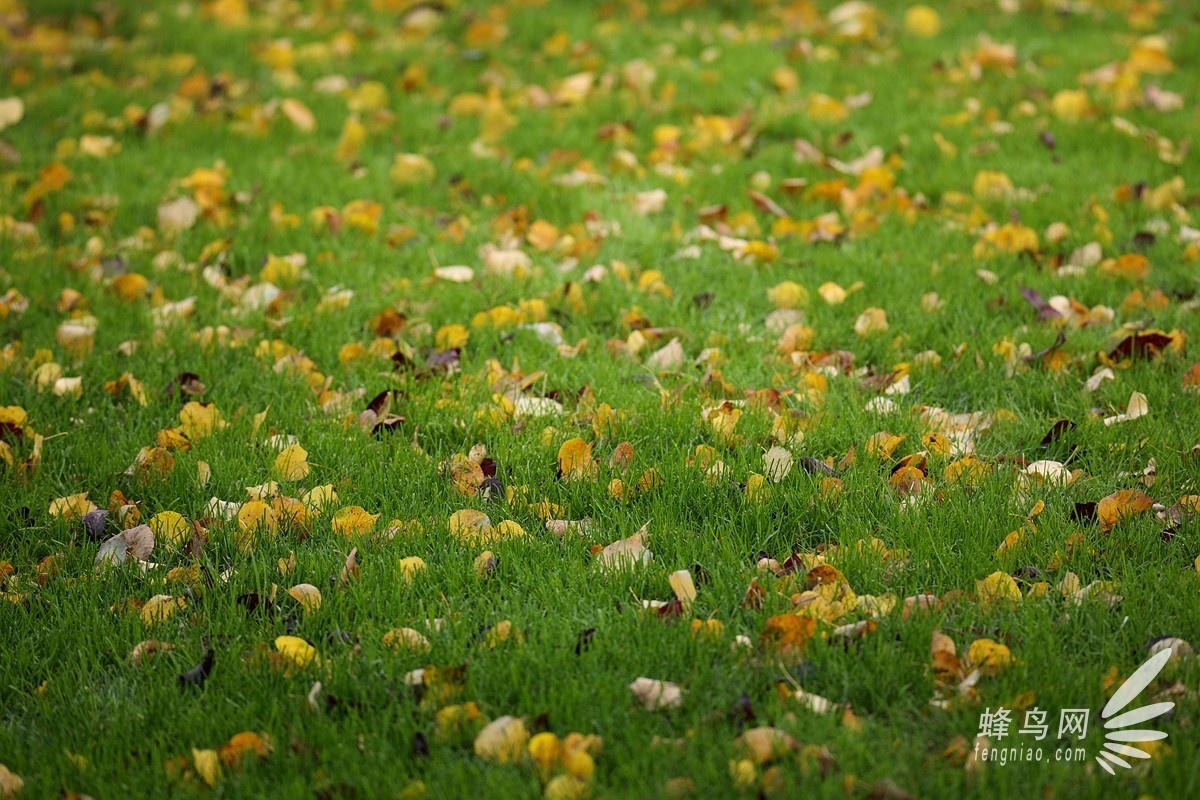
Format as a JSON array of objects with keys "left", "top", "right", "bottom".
[
  {"left": 219, "top": 731, "right": 272, "bottom": 766},
  {"left": 645, "top": 337, "right": 685, "bottom": 373},
  {"left": 302, "top": 484, "right": 337, "bottom": 513},
  {"left": 964, "top": 639, "right": 1012, "bottom": 676},
  {"left": 157, "top": 197, "right": 199, "bottom": 234}
]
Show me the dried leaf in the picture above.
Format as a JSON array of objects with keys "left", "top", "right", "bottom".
[{"left": 629, "top": 677, "right": 683, "bottom": 710}]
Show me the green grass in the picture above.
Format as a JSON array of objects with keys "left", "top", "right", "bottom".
[{"left": 2, "top": 0, "right": 1200, "bottom": 798}]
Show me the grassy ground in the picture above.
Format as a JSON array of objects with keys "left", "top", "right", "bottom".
[{"left": 2, "top": 0, "right": 1200, "bottom": 797}]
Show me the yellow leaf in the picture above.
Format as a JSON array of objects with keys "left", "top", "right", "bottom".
[
  {"left": 528, "top": 731, "right": 560, "bottom": 775},
  {"left": 287, "top": 583, "right": 322, "bottom": 613},
  {"left": 237, "top": 500, "right": 278, "bottom": 536},
  {"left": 760, "top": 614, "right": 816, "bottom": 653},
  {"left": 141, "top": 594, "right": 185, "bottom": 625},
  {"left": 390, "top": 153, "right": 435, "bottom": 185},
  {"left": 965, "top": 638, "right": 1012, "bottom": 675},
  {"left": 1051, "top": 89, "right": 1091, "bottom": 121},
  {"left": 149, "top": 511, "right": 190, "bottom": 546},
  {"left": 192, "top": 748, "right": 222, "bottom": 787},
  {"left": 527, "top": 220, "right": 559, "bottom": 251},
  {"left": 111, "top": 273, "right": 149, "bottom": 302},
  {"left": 336, "top": 115, "right": 366, "bottom": 162},
  {"left": 448, "top": 509, "right": 492, "bottom": 542},
  {"left": 331, "top": 505, "right": 379, "bottom": 537},
  {"left": 435, "top": 324, "right": 469, "bottom": 350},
  {"left": 492, "top": 519, "right": 527, "bottom": 539},
  {"left": 557, "top": 438, "right": 597, "bottom": 480},
  {"left": 273, "top": 444, "right": 310, "bottom": 481},
  {"left": 976, "top": 571, "right": 1021, "bottom": 606},
  {"left": 865, "top": 432, "right": 905, "bottom": 460},
  {"left": 274, "top": 635, "right": 317, "bottom": 668},
  {"left": 973, "top": 170, "right": 1014, "bottom": 201},
  {"left": 854, "top": 307, "right": 889, "bottom": 336},
  {"left": 767, "top": 281, "right": 808, "bottom": 309},
  {"left": 397, "top": 556, "right": 427, "bottom": 581},
  {"left": 474, "top": 716, "right": 529, "bottom": 764},
  {"left": 944, "top": 455, "right": 988, "bottom": 486},
  {"left": 904, "top": 5, "right": 941, "bottom": 37},
  {"left": 544, "top": 776, "right": 589, "bottom": 800},
  {"left": 178, "top": 402, "right": 225, "bottom": 441},
  {"left": 48, "top": 492, "right": 95, "bottom": 521}
]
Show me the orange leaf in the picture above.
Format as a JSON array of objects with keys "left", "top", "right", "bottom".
[
  {"left": 1097, "top": 489, "right": 1155, "bottom": 530},
  {"left": 760, "top": 614, "right": 817, "bottom": 653}
]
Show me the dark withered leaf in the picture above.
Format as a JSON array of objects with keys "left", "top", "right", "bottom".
[
  {"left": 797, "top": 457, "right": 836, "bottom": 476},
  {"left": 574, "top": 627, "right": 596, "bottom": 655},
  {"left": 1108, "top": 331, "right": 1174, "bottom": 361},
  {"left": 1071, "top": 502, "right": 1098, "bottom": 523},
  {"left": 1040, "top": 419, "right": 1076, "bottom": 445},
  {"left": 179, "top": 648, "right": 214, "bottom": 688}
]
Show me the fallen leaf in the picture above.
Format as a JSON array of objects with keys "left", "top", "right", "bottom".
[
  {"left": 274, "top": 635, "right": 318, "bottom": 668},
  {"left": 287, "top": 583, "right": 322, "bottom": 613},
  {"left": 629, "top": 677, "right": 683, "bottom": 710},
  {"left": 192, "top": 748, "right": 222, "bottom": 786},
  {"left": 474, "top": 716, "right": 529, "bottom": 763},
  {"left": 596, "top": 526, "right": 652, "bottom": 572},
  {"left": 1097, "top": 489, "right": 1155, "bottom": 530},
  {"left": 95, "top": 524, "right": 155, "bottom": 566},
  {"left": 273, "top": 444, "right": 310, "bottom": 481}
]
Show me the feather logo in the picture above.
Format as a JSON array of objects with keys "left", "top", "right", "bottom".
[{"left": 1094, "top": 649, "right": 1174, "bottom": 775}]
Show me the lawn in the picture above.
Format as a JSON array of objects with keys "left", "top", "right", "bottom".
[{"left": 2, "top": 0, "right": 1199, "bottom": 798}]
